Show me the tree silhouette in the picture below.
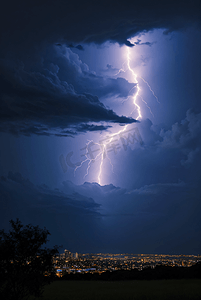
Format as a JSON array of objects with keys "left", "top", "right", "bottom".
[{"left": 0, "top": 219, "right": 59, "bottom": 300}]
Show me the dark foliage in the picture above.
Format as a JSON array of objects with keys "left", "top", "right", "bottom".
[{"left": 0, "top": 219, "right": 59, "bottom": 300}]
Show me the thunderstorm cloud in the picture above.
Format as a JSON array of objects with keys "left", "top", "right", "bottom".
[{"left": 0, "top": 0, "right": 200, "bottom": 135}]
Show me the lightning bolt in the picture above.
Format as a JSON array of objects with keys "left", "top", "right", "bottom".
[
  {"left": 139, "top": 95, "right": 154, "bottom": 118},
  {"left": 76, "top": 130, "right": 127, "bottom": 185},
  {"left": 115, "top": 48, "right": 158, "bottom": 117},
  {"left": 74, "top": 140, "right": 102, "bottom": 178},
  {"left": 76, "top": 45, "right": 158, "bottom": 185},
  {"left": 126, "top": 47, "right": 141, "bottom": 120},
  {"left": 139, "top": 76, "right": 160, "bottom": 104}
]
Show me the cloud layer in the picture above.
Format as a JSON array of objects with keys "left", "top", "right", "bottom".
[
  {"left": 0, "top": 46, "right": 137, "bottom": 136},
  {"left": 1, "top": 169, "right": 200, "bottom": 253},
  {"left": 0, "top": 0, "right": 200, "bottom": 136},
  {"left": 0, "top": 0, "right": 200, "bottom": 53}
]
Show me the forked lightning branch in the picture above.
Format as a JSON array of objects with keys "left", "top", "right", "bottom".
[{"left": 60, "top": 46, "right": 159, "bottom": 184}]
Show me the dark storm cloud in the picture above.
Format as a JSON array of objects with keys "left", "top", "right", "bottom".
[
  {"left": 133, "top": 39, "right": 156, "bottom": 47},
  {"left": 0, "top": 172, "right": 102, "bottom": 251},
  {"left": 1, "top": 170, "right": 200, "bottom": 253},
  {"left": 0, "top": 0, "right": 200, "bottom": 136},
  {"left": 76, "top": 124, "right": 112, "bottom": 132},
  {"left": 102, "top": 64, "right": 120, "bottom": 75},
  {"left": 68, "top": 44, "right": 84, "bottom": 51},
  {"left": 109, "top": 111, "right": 201, "bottom": 189},
  {"left": 157, "top": 110, "right": 201, "bottom": 168},
  {"left": 1, "top": 172, "right": 100, "bottom": 217},
  {"left": 59, "top": 179, "right": 201, "bottom": 253},
  {"left": 0, "top": 0, "right": 200, "bottom": 55},
  {"left": 0, "top": 47, "right": 137, "bottom": 136},
  {"left": 54, "top": 124, "right": 112, "bottom": 137},
  {"left": 51, "top": 45, "right": 136, "bottom": 98},
  {"left": 158, "top": 110, "right": 201, "bottom": 148},
  {"left": 1, "top": 112, "right": 201, "bottom": 252}
]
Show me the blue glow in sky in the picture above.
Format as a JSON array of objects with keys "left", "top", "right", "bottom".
[{"left": 0, "top": 0, "right": 201, "bottom": 254}]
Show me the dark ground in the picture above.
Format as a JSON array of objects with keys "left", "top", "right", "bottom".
[{"left": 29, "top": 279, "right": 201, "bottom": 300}]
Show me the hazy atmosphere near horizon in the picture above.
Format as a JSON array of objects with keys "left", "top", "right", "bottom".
[{"left": 0, "top": 0, "right": 201, "bottom": 255}]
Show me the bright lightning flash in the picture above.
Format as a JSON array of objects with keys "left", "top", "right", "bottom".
[
  {"left": 75, "top": 129, "right": 128, "bottom": 185},
  {"left": 75, "top": 46, "right": 158, "bottom": 185},
  {"left": 126, "top": 47, "right": 142, "bottom": 120}
]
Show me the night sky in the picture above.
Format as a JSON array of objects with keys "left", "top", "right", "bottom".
[{"left": 0, "top": 0, "right": 201, "bottom": 254}]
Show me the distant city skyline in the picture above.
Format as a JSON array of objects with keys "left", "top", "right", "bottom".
[{"left": 54, "top": 249, "right": 201, "bottom": 276}]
